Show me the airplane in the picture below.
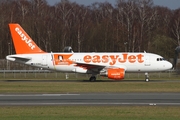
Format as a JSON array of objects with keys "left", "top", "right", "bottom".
[{"left": 6, "top": 23, "right": 172, "bottom": 82}]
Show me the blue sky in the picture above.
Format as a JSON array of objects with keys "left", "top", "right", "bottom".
[{"left": 48, "top": 0, "right": 180, "bottom": 10}]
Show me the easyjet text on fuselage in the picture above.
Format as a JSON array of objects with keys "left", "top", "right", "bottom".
[{"left": 83, "top": 53, "right": 144, "bottom": 65}]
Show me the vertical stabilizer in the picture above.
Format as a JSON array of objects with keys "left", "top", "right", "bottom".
[{"left": 9, "top": 24, "right": 45, "bottom": 54}]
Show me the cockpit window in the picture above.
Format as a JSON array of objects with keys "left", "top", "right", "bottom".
[{"left": 157, "top": 58, "right": 166, "bottom": 61}]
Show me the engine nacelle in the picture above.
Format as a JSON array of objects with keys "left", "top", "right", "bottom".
[
  {"left": 63, "top": 46, "right": 73, "bottom": 53},
  {"left": 100, "top": 68, "right": 125, "bottom": 80}
]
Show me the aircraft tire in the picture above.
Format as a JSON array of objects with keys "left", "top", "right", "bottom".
[
  {"left": 145, "top": 78, "right": 149, "bottom": 82},
  {"left": 89, "top": 76, "right": 96, "bottom": 82}
]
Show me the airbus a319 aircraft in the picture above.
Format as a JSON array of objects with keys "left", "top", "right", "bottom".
[{"left": 6, "top": 24, "right": 172, "bottom": 82}]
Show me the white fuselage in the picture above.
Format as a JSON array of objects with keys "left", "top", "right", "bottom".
[{"left": 6, "top": 52, "right": 172, "bottom": 74}]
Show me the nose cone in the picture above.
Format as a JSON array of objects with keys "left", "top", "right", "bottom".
[{"left": 166, "top": 61, "right": 173, "bottom": 70}]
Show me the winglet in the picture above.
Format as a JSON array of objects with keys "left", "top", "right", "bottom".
[{"left": 9, "top": 23, "right": 45, "bottom": 54}]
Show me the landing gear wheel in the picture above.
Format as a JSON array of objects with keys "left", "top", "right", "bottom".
[
  {"left": 89, "top": 76, "right": 96, "bottom": 82},
  {"left": 145, "top": 78, "right": 149, "bottom": 82},
  {"left": 145, "top": 72, "right": 149, "bottom": 82}
]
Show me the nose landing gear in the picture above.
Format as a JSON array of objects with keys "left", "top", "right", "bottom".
[{"left": 145, "top": 72, "right": 149, "bottom": 82}]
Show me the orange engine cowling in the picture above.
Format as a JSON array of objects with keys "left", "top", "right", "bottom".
[
  {"left": 107, "top": 68, "right": 125, "bottom": 80},
  {"left": 100, "top": 68, "right": 125, "bottom": 80}
]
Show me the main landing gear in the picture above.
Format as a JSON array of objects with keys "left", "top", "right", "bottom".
[
  {"left": 145, "top": 72, "right": 149, "bottom": 82},
  {"left": 89, "top": 76, "right": 96, "bottom": 82}
]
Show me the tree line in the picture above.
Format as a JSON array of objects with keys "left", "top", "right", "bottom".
[{"left": 0, "top": 0, "right": 180, "bottom": 59}]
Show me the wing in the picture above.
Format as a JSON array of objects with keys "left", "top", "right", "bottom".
[
  {"left": 74, "top": 62, "right": 105, "bottom": 73},
  {"left": 74, "top": 62, "right": 126, "bottom": 73}
]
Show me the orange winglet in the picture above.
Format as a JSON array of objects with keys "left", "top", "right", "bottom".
[{"left": 9, "top": 23, "right": 45, "bottom": 54}]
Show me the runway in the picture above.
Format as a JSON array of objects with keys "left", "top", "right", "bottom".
[{"left": 0, "top": 93, "right": 180, "bottom": 106}]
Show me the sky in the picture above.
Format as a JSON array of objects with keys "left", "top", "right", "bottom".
[{"left": 47, "top": 0, "right": 180, "bottom": 10}]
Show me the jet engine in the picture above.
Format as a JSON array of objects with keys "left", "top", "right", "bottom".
[
  {"left": 100, "top": 68, "right": 125, "bottom": 80},
  {"left": 63, "top": 46, "right": 73, "bottom": 53}
]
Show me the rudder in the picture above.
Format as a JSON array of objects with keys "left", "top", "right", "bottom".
[{"left": 9, "top": 24, "right": 45, "bottom": 54}]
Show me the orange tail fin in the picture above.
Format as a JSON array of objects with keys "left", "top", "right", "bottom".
[{"left": 9, "top": 23, "right": 45, "bottom": 54}]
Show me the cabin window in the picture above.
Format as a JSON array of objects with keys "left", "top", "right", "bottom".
[
  {"left": 58, "top": 56, "right": 63, "bottom": 61},
  {"left": 157, "top": 58, "right": 166, "bottom": 61}
]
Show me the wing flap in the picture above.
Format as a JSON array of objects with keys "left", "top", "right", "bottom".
[{"left": 74, "top": 62, "right": 105, "bottom": 73}]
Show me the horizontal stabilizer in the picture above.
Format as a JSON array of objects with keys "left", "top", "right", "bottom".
[{"left": 6, "top": 55, "right": 31, "bottom": 62}]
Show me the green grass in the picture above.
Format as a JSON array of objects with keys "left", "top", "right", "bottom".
[
  {"left": 0, "top": 106, "right": 180, "bottom": 120},
  {"left": 0, "top": 72, "right": 180, "bottom": 119},
  {"left": 0, "top": 81, "right": 180, "bottom": 93}
]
